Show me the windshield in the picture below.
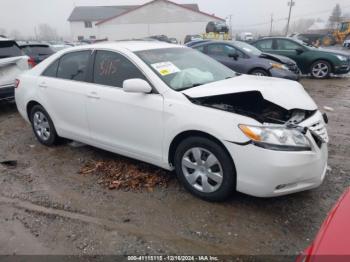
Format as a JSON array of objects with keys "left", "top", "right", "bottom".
[
  {"left": 135, "top": 48, "right": 236, "bottom": 91},
  {"left": 233, "top": 41, "right": 261, "bottom": 56}
]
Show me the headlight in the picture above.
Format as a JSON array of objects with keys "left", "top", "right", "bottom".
[
  {"left": 336, "top": 55, "right": 347, "bottom": 61},
  {"left": 270, "top": 62, "right": 289, "bottom": 71},
  {"left": 239, "top": 124, "right": 311, "bottom": 151}
]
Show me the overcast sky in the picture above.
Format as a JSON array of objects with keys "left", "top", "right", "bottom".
[{"left": 1, "top": 0, "right": 349, "bottom": 39}]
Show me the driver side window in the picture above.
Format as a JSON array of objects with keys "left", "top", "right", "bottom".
[
  {"left": 93, "top": 50, "right": 147, "bottom": 88},
  {"left": 207, "top": 44, "right": 241, "bottom": 57},
  {"left": 276, "top": 40, "right": 300, "bottom": 50}
]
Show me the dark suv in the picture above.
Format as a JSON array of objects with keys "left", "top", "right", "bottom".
[{"left": 19, "top": 43, "right": 54, "bottom": 67}]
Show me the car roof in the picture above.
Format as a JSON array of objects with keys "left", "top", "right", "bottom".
[
  {"left": 69, "top": 40, "right": 182, "bottom": 52},
  {"left": 0, "top": 37, "right": 15, "bottom": 42},
  {"left": 257, "top": 37, "right": 295, "bottom": 40},
  {"left": 19, "top": 44, "right": 51, "bottom": 48},
  {"left": 190, "top": 39, "right": 246, "bottom": 46}
]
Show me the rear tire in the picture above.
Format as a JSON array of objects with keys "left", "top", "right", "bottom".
[
  {"left": 310, "top": 60, "right": 331, "bottom": 79},
  {"left": 174, "top": 136, "right": 236, "bottom": 202},
  {"left": 30, "top": 105, "right": 59, "bottom": 146}
]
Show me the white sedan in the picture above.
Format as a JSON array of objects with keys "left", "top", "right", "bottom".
[{"left": 15, "top": 41, "right": 329, "bottom": 201}]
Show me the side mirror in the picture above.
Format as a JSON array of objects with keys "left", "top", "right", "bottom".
[
  {"left": 228, "top": 52, "right": 239, "bottom": 60},
  {"left": 123, "top": 79, "right": 152, "bottom": 94},
  {"left": 296, "top": 47, "right": 304, "bottom": 55}
]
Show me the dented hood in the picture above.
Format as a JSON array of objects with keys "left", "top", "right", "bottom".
[{"left": 182, "top": 74, "right": 317, "bottom": 111}]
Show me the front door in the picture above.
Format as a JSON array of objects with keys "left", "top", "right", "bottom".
[
  {"left": 86, "top": 50, "right": 164, "bottom": 163},
  {"left": 205, "top": 43, "right": 246, "bottom": 73}
]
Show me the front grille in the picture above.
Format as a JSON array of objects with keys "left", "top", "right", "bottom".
[
  {"left": 287, "top": 63, "right": 300, "bottom": 74},
  {"left": 308, "top": 120, "right": 329, "bottom": 147}
]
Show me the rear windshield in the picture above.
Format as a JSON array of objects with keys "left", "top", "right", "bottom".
[
  {"left": 21, "top": 46, "right": 54, "bottom": 56},
  {"left": 0, "top": 41, "right": 22, "bottom": 58}
]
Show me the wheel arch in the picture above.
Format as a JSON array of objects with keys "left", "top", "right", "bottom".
[
  {"left": 248, "top": 67, "right": 271, "bottom": 76},
  {"left": 168, "top": 130, "right": 236, "bottom": 170},
  {"left": 310, "top": 58, "right": 334, "bottom": 73},
  {"left": 26, "top": 100, "right": 42, "bottom": 120}
]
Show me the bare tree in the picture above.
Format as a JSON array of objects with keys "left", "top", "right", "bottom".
[
  {"left": 9, "top": 30, "right": 22, "bottom": 40},
  {"left": 37, "top": 23, "right": 58, "bottom": 41},
  {"left": 328, "top": 4, "right": 342, "bottom": 29}
]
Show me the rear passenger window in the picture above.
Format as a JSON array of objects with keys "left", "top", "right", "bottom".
[
  {"left": 42, "top": 59, "right": 59, "bottom": 77},
  {"left": 93, "top": 50, "right": 146, "bottom": 88},
  {"left": 57, "top": 51, "right": 90, "bottom": 81}
]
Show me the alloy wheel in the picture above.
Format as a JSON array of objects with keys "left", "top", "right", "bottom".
[{"left": 312, "top": 62, "right": 329, "bottom": 78}]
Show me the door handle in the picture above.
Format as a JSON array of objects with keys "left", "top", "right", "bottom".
[{"left": 87, "top": 92, "right": 100, "bottom": 100}]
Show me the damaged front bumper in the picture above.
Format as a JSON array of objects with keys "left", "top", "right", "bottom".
[
  {"left": 224, "top": 111, "right": 328, "bottom": 197},
  {"left": 269, "top": 68, "right": 300, "bottom": 81}
]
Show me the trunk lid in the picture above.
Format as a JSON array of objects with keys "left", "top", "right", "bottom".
[{"left": 0, "top": 56, "right": 29, "bottom": 87}]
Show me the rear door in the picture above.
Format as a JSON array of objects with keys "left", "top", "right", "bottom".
[
  {"left": 38, "top": 50, "right": 92, "bottom": 140},
  {"left": 86, "top": 50, "right": 164, "bottom": 163}
]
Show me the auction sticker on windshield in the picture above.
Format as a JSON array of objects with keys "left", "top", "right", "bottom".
[{"left": 151, "top": 62, "right": 180, "bottom": 76}]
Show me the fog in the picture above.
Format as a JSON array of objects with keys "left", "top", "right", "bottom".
[{"left": 0, "top": 0, "right": 349, "bottom": 39}]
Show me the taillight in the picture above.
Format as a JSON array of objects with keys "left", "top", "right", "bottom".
[
  {"left": 14, "top": 79, "right": 20, "bottom": 88},
  {"left": 28, "top": 57, "right": 36, "bottom": 68}
]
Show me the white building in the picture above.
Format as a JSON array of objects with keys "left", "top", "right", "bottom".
[{"left": 68, "top": 0, "right": 224, "bottom": 43}]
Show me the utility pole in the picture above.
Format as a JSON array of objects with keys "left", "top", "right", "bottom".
[
  {"left": 269, "top": 14, "right": 274, "bottom": 36},
  {"left": 285, "top": 0, "right": 295, "bottom": 36},
  {"left": 226, "top": 14, "right": 233, "bottom": 40}
]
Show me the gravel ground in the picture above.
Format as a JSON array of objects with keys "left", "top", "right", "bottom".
[{"left": 0, "top": 74, "right": 349, "bottom": 258}]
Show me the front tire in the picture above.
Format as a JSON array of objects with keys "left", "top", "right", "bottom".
[
  {"left": 30, "top": 105, "right": 59, "bottom": 146},
  {"left": 250, "top": 68, "right": 269, "bottom": 76},
  {"left": 311, "top": 60, "right": 331, "bottom": 79},
  {"left": 174, "top": 136, "right": 236, "bottom": 201}
]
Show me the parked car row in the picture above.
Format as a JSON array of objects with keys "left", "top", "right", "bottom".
[
  {"left": 187, "top": 40, "right": 300, "bottom": 81},
  {"left": 186, "top": 37, "right": 350, "bottom": 80}
]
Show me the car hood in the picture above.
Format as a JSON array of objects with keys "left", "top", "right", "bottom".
[
  {"left": 182, "top": 74, "right": 317, "bottom": 111},
  {"left": 310, "top": 46, "right": 350, "bottom": 57},
  {"left": 260, "top": 53, "right": 296, "bottom": 65}
]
